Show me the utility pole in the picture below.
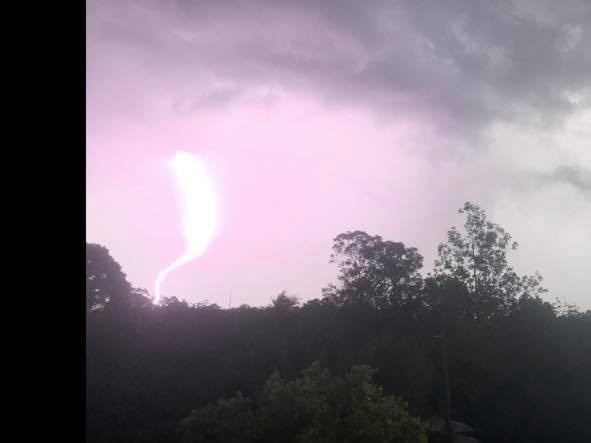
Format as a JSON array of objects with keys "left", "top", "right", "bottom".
[
  {"left": 441, "top": 300, "right": 453, "bottom": 443},
  {"left": 433, "top": 288, "right": 453, "bottom": 442}
]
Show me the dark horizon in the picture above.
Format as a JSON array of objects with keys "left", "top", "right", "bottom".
[{"left": 85, "top": 204, "right": 591, "bottom": 442}]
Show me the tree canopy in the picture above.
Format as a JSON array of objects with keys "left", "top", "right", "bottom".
[
  {"left": 86, "top": 203, "right": 591, "bottom": 443},
  {"left": 322, "top": 231, "right": 424, "bottom": 309},
  {"left": 434, "top": 202, "right": 546, "bottom": 319},
  {"left": 181, "top": 362, "right": 428, "bottom": 443}
]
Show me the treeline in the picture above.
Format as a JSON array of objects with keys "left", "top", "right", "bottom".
[{"left": 86, "top": 203, "right": 591, "bottom": 443}]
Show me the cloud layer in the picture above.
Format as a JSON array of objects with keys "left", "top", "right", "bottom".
[{"left": 89, "top": 0, "right": 591, "bottom": 133}]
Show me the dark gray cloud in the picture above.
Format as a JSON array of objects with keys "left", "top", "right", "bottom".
[
  {"left": 518, "top": 164, "right": 591, "bottom": 197},
  {"left": 545, "top": 165, "right": 591, "bottom": 192},
  {"left": 88, "top": 0, "right": 591, "bottom": 138}
]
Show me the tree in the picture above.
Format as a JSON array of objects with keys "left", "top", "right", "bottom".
[
  {"left": 87, "top": 231, "right": 590, "bottom": 443},
  {"left": 323, "top": 231, "right": 424, "bottom": 309},
  {"left": 181, "top": 361, "right": 428, "bottom": 443},
  {"left": 86, "top": 243, "right": 134, "bottom": 311},
  {"left": 434, "top": 202, "right": 545, "bottom": 319},
  {"left": 160, "top": 296, "right": 190, "bottom": 309},
  {"left": 271, "top": 291, "right": 300, "bottom": 311},
  {"left": 86, "top": 243, "right": 151, "bottom": 311},
  {"left": 180, "top": 392, "right": 256, "bottom": 443}
]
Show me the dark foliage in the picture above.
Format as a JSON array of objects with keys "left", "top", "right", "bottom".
[
  {"left": 86, "top": 203, "right": 591, "bottom": 443},
  {"left": 181, "top": 362, "right": 428, "bottom": 443}
]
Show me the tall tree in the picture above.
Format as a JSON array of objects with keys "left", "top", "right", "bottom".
[
  {"left": 434, "top": 202, "right": 545, "bottom": 319},
  {"left": 323, "top": 231, "right": 424, "bottom": 309}
]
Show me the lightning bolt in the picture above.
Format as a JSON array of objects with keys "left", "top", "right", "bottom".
[{"left": 154, "top": 151, "right": 217, "bottom": 304}]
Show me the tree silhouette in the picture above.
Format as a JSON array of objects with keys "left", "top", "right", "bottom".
[
  {"left": 434, "top": 202, "right": 546, "bottom": 319},
  {"left": 271, "top": 291, "right": 300, "bottom": 310},
  {"left": 86, "top": 243, "right": 135, "bottom": 311},
  {"left": 85, "top": 204, "right": 591, "bottom": 443},
  {"left": 86, "top": 243, "right": 151, "bottom": 311},
  {"left": 323, "top": 231, "right": 424, "bottom": 309}
]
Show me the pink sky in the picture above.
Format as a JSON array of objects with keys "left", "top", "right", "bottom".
[
  {"left": 87, "top": 0, "right": 591, "bottom": 309},
  {"left": 87, "top": 92, "right": 454, "bottom": 306}
]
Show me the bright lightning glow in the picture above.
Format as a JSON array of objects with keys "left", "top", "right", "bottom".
[{"left": 154, "top": 151, "right": 218, "bottom": 304}]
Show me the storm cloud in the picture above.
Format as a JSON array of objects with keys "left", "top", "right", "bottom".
[{"left": 89, "top": 0, "right": 591, "bottom": 134}]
